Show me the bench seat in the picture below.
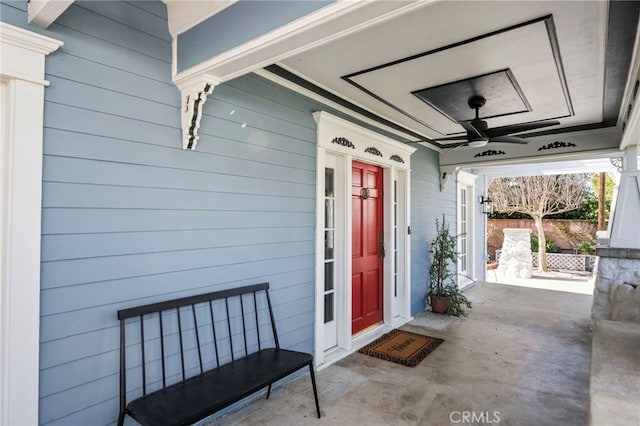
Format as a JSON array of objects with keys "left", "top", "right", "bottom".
[
  {"left": 117, "top": 283, "right": 320, "bottom": 425},
  {"left": 127, "top": 348, "right": 313, "bottom": 426}
]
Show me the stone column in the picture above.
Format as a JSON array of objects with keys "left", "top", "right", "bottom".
[
  {"left": 497, "top": 228, "right": 533, "bottom": 278},
  {"left": 592, "top": 248, "right": 640, "bottom": 323}
]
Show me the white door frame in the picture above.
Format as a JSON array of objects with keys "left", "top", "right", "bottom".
[
  {"left": 0, "top": 23, "right": 62, "bottom": 425},
  {"left": 313, "top": 111, "right": 415, "bottom": 367},
  {"left": 457, "top": 171, "right": 478, "bottom": 286}
]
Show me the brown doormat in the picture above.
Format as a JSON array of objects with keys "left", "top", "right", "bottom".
[{"left": 358, "top": 329, "right": 443, "bottom": 367}]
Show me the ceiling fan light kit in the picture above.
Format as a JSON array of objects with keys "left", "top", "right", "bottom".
[{"left": 468, "top": 140, "right": 489, "bottom": 148}]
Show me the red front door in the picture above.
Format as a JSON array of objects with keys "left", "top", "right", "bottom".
[{"left": 352, "top": 161, "right": 384, "bottom": 335}]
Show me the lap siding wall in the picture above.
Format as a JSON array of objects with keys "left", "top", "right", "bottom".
[{"left": 2, "top": 1, "right": 317, "bottom": 424}]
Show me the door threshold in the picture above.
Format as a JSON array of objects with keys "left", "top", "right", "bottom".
[{"left": 351, "top": 321, "right": 383, "bottom": 338}]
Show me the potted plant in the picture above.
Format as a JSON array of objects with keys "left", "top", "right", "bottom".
[{"left": 428, "top": 214, "right": 472, "bottom": 316}]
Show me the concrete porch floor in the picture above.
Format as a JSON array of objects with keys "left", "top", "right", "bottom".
[{"left": 210, "top": 282, "right": 593, "bottom": 426}]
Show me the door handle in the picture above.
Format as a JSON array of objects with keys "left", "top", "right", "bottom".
[{"left": 379, "top": 231, "right": 386, "bottom": 259}]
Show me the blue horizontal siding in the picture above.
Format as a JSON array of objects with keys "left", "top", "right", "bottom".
[
  {"left": 42, "top": 208, "right": 314, "bottom": 234},
  {"left": 45, "top": 75, "right": 180, "bottom": 127},
  {"left": 57, "top": 2, "right": 171, "bottom": 62},
  {"left": 42, "top": 156, "right": 314, "bottom": 200},
  {"left": 42, "top": 181, "right": 314, "bottom": 210},
  {"left": 42, "top": 129, "right": 315, "bottom": 177},
  {"left": 410, "top": 145, "right": 457, "bottom": 315},
  {"left": 46, "top": 53, "right": 178, "bottom": 106},
  {"left": 41, "top": 242, "right": 314, "bottom": 290},
  {"left": 41, "top": 227, "right": 314, "bottom": 261},
  {"left": 75, "top": 1, "right": 171, "bottom": 42},
  {"left": 123, "top": 0, "right": 167, "bottom": 18}
]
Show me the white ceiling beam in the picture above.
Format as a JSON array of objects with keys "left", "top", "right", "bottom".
[
  {"left": 27, "top": 0, "right": 74, "bottom": 29},
  {"left": 169, "top": 1, "right": 431, "bottom": 150},
  {"left": 619, "top": 18, "right": 640, "bottom": 150}
]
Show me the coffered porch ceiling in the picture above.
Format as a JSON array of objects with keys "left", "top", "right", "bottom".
[
  {"left": 272, "top": 0, "right": 638, "bottom": 152},
  {"left": 167, "top": 0, "right": 638, "bottom": 161}
]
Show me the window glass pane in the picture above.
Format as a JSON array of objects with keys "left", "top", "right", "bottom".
[
  {"left": 394, "top": 275, "right": 398, "bottom": 298},
  {"left": 324, "top": 293, "right": 334, "bottom": 323},
  {"left": 324, "top": 230, "right": 334, "bottom": 259},
  {"left": 325, "top": 199, "right": 334, "bottom": 228},
  {"left": 325, "top": 168, "right": 335, "bottom": 197},
  {"left": 324, "top": 262, "right": 334, "bottom": 291}
]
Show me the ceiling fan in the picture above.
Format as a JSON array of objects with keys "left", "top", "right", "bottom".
[{"left": 432, "top": 95, "right": 560, "bottom": 148}]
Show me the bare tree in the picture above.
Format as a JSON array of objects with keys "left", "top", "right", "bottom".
[{"left": 488, "top": 175, "right": 587, "bottom": 272}]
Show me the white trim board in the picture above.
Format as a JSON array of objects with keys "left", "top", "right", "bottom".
[{"left": 0, "top": 22, "right": 62, "bottom": 426}]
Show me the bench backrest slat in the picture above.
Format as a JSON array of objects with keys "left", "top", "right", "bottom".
[
  {"left": 192, "top": 304, "right": 203, "bottom": 374},
  {"left": 240, "top": 296, "right": 248, "bottom": 356},
  {"left": 159, "top": 311, "right": 166, "bottom": 388},
  {"left": 140, "top": 316, "right": 146, "bottom": 396},
  {"left": 118, "top": 283, "right": 277, "bottom": 409},
  {"left": 177, "top": 307, "right": 185, "bottom": 381},
  {"left": 266, "top": 289, "right": 280, "bottom": 349},
  {"left": 224, "top": 297, "right": 234, "bottom": 362},
  {"left": 253, "top": 292, "right": 261, "bottom": 351},
  {"left": 209, "top": 300, "right": 220, "bottom": 366}
]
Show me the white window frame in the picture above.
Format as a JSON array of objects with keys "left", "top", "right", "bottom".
[
  {"left": 313, "top": 111, "right": 415, "bottom": 368},
  {"left": 0, "top": 22, "right": 62, "bottom": 425}
]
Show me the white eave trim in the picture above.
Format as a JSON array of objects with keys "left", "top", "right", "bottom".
[
  {"left": 27, "top": 0, "right": 74, "bottom": 29},
  {"left": 171, "top": 1, "right": 373, "bottom": 83}
]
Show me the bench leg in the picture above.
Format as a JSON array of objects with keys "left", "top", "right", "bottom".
[
  {"left": 117, "top": 411, "right": 125, "bottom": 426},
  {"left": 266, "top": 384, "right": 272, "bottom": 399},
  {"left": 308, "top": 363, "right": 321, "bottom": 418}
]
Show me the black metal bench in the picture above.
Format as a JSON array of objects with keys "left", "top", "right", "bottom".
[{"left": 117, "top": 283, "right": 320, "bottom": 426}]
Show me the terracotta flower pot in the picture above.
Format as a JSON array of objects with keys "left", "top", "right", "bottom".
[{"left": 430, "top": 294, "right": 450, "bottom": 314}]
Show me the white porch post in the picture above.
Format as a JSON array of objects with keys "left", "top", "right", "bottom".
[
  {"left": 0, "top": 23, "right": 62, "bottom": 425},
  {"left": 607, "top": 145, "right": 640, "bottom": 249}
]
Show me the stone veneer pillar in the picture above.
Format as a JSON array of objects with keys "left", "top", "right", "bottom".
[
  {"left": 498, "top": 228, "right": 533, "bottom": 279},
  {"left": 591, "top": 248, "right": 640, "bottom": 323}
]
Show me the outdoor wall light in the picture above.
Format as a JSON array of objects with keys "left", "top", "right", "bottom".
[{"left": 479, "top": 195, "right": 494, "bottom": 215}]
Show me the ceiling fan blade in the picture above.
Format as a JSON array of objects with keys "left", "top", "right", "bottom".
[
  {"left": 486, "top": 120, "right": 560, "bottom": 138},
  {"left": 460, "top": 120, "right": 485, "bottom": 139},
  {"left": 489, "top": 136, "right": 529, "bottom": 144},
  {"left": 431, "top": 135, "right": 469, "bottom": 142},
  {"left": 445, "top": 142, "right": 468, "bottom": 153}
]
